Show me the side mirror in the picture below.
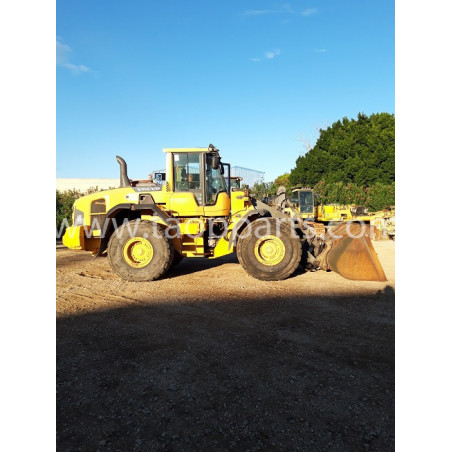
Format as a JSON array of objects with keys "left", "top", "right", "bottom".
[{"left": 212, "top": 155, "right": 221, "bottom": 170}]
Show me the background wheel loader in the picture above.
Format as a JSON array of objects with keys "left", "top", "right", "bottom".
[
  {"left": 281, "top": 187, "right": 395, "bottom": 240},
  {"left": 63, "top": 145, "right": 386, "bottom": 282}
]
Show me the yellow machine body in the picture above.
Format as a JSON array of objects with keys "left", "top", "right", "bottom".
[
  {"left": 62, "top": 146, "right": 387, "bottom": 282},
  {"left": 63, "top": 147, "right": 254, "bottom": 259}
]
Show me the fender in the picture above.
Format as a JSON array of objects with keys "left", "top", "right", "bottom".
[
  {"left": 95, "top": 203, "right": 173, "bottom": 257},
  {"left": 228, "top": 208, "right": 270, "bottom": 250}
]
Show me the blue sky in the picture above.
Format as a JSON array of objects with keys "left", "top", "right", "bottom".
[{"left": 56, "top": 0, "right": 394, "bottom": 181}]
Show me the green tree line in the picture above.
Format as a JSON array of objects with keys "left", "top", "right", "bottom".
[
  {"left": 289, "top": 112, "right": 394, "bottom": 187},
  {"left": 252, "top": 112, "right": 395, "bottom": 211}
]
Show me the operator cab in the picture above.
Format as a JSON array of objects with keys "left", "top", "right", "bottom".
[
  {"left": 292, "top": 188, "right": 315, "bottom": 217},
  {"left": 165, "top": 144, "right": 231, "bottom": 217},
  {"left": 229, "top": 176, "right": 242, "bottom": 191}
]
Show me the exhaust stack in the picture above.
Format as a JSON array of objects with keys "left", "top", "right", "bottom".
[{"left": 116, "top": 156, "right": 131, "bottom": 188}]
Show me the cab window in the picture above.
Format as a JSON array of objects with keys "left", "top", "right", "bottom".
[
  {"left": 290, "top": 192, "right": 299, "bottom": 207},
  {"left": 173, "top": 153, "right": 202, "bottom": 204},
  {"left": 205, "top": 154, "right": 227, "bottom": 206},
  {"left": 300, "top": 191, "right": 314, "bottom": 213}
]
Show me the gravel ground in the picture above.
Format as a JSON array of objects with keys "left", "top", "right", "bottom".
[{"left": 56, "top": 240, "right": 395, "bottom": 451}]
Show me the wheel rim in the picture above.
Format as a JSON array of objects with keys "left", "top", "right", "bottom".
[
  {"left": 253, "top": 235, "right": 285, "bottom": 266},
  {"left": 122, "top": 237, "right": 154, "bottom": 268}
]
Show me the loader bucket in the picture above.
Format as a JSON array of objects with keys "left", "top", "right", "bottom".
[{"left": 326, "top": 223, "right": 387, "bottom": 282}]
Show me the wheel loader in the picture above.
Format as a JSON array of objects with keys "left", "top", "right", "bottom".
[
  {"left": 285, "top": 187, "right": 366, "bottom": 223},
  {"left": 282, "top": 187, "right": 395, "bottom": 240},
  {"left": 62, "top": 145, "right": 386, "bottom": 282}
]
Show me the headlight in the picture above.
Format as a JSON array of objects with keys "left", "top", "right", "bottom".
[{"left": 74, "top": 209, "right": 85, "bottom": 226}]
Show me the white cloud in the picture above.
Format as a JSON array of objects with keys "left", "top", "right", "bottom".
[
  {"left": 251, "top": 49, "right": 281, "bottom": 62},
  {"left": 56, "top": 37, "right": 91, "bottom": 74},
  {"left": 314, "top": 48, "right": 327, "bottom": 53},
  {"left": 301, "top": 8, "right": 317, "bottom": 17},
  {"left": 265, "top": 49, "right": 281, "bottom": 59}
]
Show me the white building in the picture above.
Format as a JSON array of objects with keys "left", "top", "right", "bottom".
[{"left": 56, "top": 179, "right": 120, "bottom": 192}]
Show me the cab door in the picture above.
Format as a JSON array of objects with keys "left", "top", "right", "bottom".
[
  {"left": 168, "top": 152, "right": 231, "bottom": 217},
  {"left": 203, "top": 154, "right": 230, "bottom": 217},
  {"left": 168, "top": 153, "right": 205, "bottom": 216}
]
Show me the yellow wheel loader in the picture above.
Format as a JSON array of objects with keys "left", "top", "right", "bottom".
[
  {"left": 284, "top": 187, "right": 395, "bottom": 240},
  {"left": 62, "top": 145, "right": 386, "bottom": 282},
  {"left": 286, "top": 187, "right": 361, "bottom": 223}
]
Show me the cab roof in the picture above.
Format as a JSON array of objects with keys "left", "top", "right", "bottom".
[{"left": 163, "top": 148, "right": 210, "bottom": 153}]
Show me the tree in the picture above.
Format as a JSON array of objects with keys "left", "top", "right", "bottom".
[
  {"left": 56, "top": 189, "right": 82, "bottom": 237},
  {"left": 250, "top": 181, "right": 277, "bottom": 199},
  {"left": 289, "top": 112, "right": 395, "bottom": 187},
  {"left": 274, "top": 173, "right": 291, "bottom": 190}
]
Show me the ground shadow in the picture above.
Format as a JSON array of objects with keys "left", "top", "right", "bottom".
[
  {"left": 57, "top": 288, "right": 394, "bottom": 451},
  {"left": 56, "top": 244, "right": 239, "bottom": 277},
  {"left": 164, "top": 254, "right": 240, "bottom": 279}
]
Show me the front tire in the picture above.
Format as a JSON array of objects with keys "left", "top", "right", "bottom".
[
  {"left": 237, "top": 218, "right": 302, "bottom": 281},
  {"left": 107, "top": 220, "right": 174, "bottom": 282},
  {"left": 170, "top": 251, "right": 184, "bottom": 268}
]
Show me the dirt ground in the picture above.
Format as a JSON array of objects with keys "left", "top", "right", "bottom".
[{"left": 56, "top": 240, "right": 395, "bottom": 451}]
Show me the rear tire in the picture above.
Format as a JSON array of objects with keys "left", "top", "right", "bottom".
[
  {"left": 107, "top": 220, "right": 174, "bottom": 282},
  {"left": 237, "top": 218, "right": 302, "bottom": 281}
]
